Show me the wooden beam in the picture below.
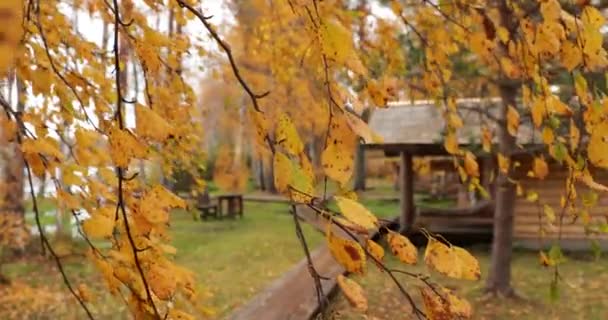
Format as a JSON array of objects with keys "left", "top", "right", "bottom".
[{"left": 399, "top": 152, "right": 415, "bottom": 233}]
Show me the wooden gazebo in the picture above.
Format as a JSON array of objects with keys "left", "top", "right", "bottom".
[{"left": 365, "top": 99, "right": 608, "bottom": 248}]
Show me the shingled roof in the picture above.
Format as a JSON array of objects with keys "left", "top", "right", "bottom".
[{"left": 365, "top": 98, "right": 538, "bottom": 155}]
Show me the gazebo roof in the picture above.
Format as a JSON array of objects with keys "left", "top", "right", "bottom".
[{"left": 365, "top": 98, "right": 538, "bottom": 156}]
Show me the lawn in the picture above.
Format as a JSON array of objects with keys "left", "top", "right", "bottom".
[
  {"left": 329, "top": 246, "right": 608, "bottom": 320},
  {"left": 1, "top": 201, "right": 323, "bottom": 319}
]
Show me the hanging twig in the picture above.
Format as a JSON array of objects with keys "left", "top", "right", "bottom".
[{"left": 110, "top": 0, "right": 161, "bottom": 318}]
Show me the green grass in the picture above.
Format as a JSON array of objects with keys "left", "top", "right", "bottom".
[
  {"left": 1, "top": 201, "right": 323, "bottom": 319},
  {"left": 329, "top": 247, "right": 608, "bottom": 320}
]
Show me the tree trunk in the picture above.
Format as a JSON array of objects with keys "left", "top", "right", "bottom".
[
  {"left": 0, "top": 78, "right": 27, "bottom": 253},
  {"left": 353, "top": 108, "right": 371, "bottom": 191},
  {"left": 486, "top": 84, "right": 518, "bottom": 296},
  {"left": 353, "top": 142, "right": 366, "bottom": 191},
  {"left": 264, "top": 154, "right": 276, "bottom": 193}
]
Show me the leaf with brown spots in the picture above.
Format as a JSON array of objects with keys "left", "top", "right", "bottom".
[
  {"left": 322, "top": 112, "right": 357, "bottom": 186},
  {"left": 420, "top": 286, "right": 472, "bottom": 320},
  {"left": 366, "top": 239, "right": 385, "bottom": 263},
  {"left": 424, "top": 237, "right": 480, "bottom": 280},
  {"left": 276, "top": 113, "right": 304, "bottom": 155},
  {"left": 387, "top": 230, "right": 417, "bottom": 265},
  {"left": 337, "top": 275, "right": 368, "bottom": 312},
  {"left": 327, "top": 225, "right": 366, "bottom": 274}
]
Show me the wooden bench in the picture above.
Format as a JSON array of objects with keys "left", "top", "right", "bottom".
[{"left": 196, "top": 190, "right": 218, "bottom": 220}]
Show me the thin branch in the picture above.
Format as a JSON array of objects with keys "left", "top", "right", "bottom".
[
  {"left": 291, "top": 205, "right": 329, "bottom": 312},
  {"left": 305, "top": 204, "right": 426, "bottom": 319},
  {"left": 111, "top": 0, "right": 161, "bottom": 318},
  {"left": 176, "top": 0, "right": 268, "bottom": 112}
]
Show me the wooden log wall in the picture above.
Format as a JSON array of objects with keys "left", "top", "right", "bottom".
[{"left": 513, "top": 161, "right": 608, "bottom": 241}]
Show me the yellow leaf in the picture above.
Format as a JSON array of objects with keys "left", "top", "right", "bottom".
[
  {"left": 420, "top": 286, "right": 472, "bottom": 320},
  {"left": 135, "top": 104, "right": 173, "bottom": 141},
  {"left": 334, "top": 196, "right": 378, "bottom": 229},
  {"left": 444, "top": 132, "right": 458, "bottom": 154},
  {"left": 148, "top": 264, "right": 177, "bottom": 300},
  {"left": 481, "top": 126, "right": 492, "bottom": 152},
  {"left": 250, "top": 109, "right": 269, "bottom": 153},
  {"left": 366, "top": 239, "right": 384, "bottom": 262},
  {"left": 447, "top": 112, "right": 463, "bottom": 129},
  {"left": 541, "top": 0, "right": 561, "bottom": 21},
  {"left": 424, "top": 237, "right": 480, "bottom": 280},
  {"left": 497, "top": 26, "right": 510, "bottom": 43},
  {"left": 276, "top": 113, "right": 304, "bottom": 155},
  {"left": 273, "top": 152, "right": 292, "bottom": 193},
  {"left": 336, "top": 275, "right": 368, "bottom": 312},
  {"left": 507, "top": 105, "right": 519, "bottom": 136},
  {"left": 542, "top": 127, "right": 555, "bottom": 145},
  {"left": 531, "top": 98, "right": 546, "bottom": 128},
  {"left": 560, "top": 41, "right": 582, "bottom": 71},
  {"left": 321, "top": 19, "right": 365, "bottom": 74},
  {"left": 570, "top": 119, "right": 580, "bottom": 151},
  {"left": 582, "top": 6, "right": 605, "bottom": 28},
  {"left": 463, "top": 152, "right": 479, "bottom": 177},
  {"left": 543, "top": 204, "right": 556, "bottom": 224},
  {"left": 77, "top": 283, "right": 94, "bottom": 303},
  {"left": 21, "top": 137, "right": 64, "bottom": 161},
  {"left": 387, "top": 230, "right": 417, "bottom": 265},
  {"left": 527, "top": 191, "right": 539, "bottom": 202},
  {"left": 273, "top": 152, "right": 315, "bottom": 202},
  {"left": 299, "top": 152, "right": 315, "bottom": 185},
  {"left": 578, "top": 171, "right": 608, "bottom": 192},
  {"left": 0, "top": 0, "right": 23, "bottom": 76},
  {"left": 497, "top": 153, "right": 510, "bottom": 174},
  {"left": 344, "top": 112, "right": 382, "bottom": 143},
  {"left": 588, "top": 122, "right": 608, "bottom": 168},
  {"left": 539, "top": 251, "right": 554, "bottom": 267},
  {"left": 322, "top": 113, "right": 356, "bottom": 185},
  {"left": 500, "top": 57, "right": 520, "bottom": 79},
  {"left": 533, "top": 156, "right": 549, "bottom": 179},
  {"left": 82, "top": 214, "right": 114, "bottom": 239},
  {"left": 109, "top": 127, "right": 147, "bottom": 168},
  {"left": 546, "top": 95, "right": 572, "bottom": 116},
  {"left": 327, "top": 226, "right": 366, "bottom": 274}
]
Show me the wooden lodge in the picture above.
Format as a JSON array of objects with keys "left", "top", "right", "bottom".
[{"left": 365, "top": 98, "right": 608, "bottom": 249}]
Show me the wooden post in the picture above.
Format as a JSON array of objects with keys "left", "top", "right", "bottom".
[{"left": 399, "top": 152, "right": 415, "bottom": 233}]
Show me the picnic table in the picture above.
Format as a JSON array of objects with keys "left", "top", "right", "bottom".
[
  {"left": 196, "top": 192, "right": 243, "bottom": 220},
  {"left": 216, "top": 193, "right": 243, "bottom": 219}
]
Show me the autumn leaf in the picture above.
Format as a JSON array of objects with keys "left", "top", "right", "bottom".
[
  {"left": 77, "top": 284, "right": 94, "bottom": 303},
  {"left": 366, "top": 239, "right": 384, "bottom": 262},
  {"left": 533, "top": 156, "right": 549, "bottom": 179},
  {"left": 273, "top": 152, "right": 293, "bottom": 193},
  {"left": 327, "top": 226, "right": 366, "bottom": 274},
  {"left": 276, "top": 113, "right": 304, "bottom": 155},
  {"left": 464, "top": 152, "right": 479, "bottom": 177},
  {"left": 135, "top": 104, "right": 174, "bottom": 141},
  {"left": 82, "top": 214, "right": 115, "bottom": 239},
  {"left": 337, "top": 275, "right": 368, "bottom": 312},
  {"left": 497, "top": 153, "right": 510, "bottom": 174},
  {"left": 344, "top": 111, "right": 383, "bottom": 143},
  {"left": 387, "top": 230, "right": 417, "bottom": 265},
  {"left": 334, "top": 196, "right": 378, "bottom": 229},
  {"left": 424, "top": 237, "right": 481, "bottom": 280},
  {"left": 322, "top": 112, "right": 356, "bottom": 186},
  {"left": 481, "top": 126, "right": 492, "bottom": 152},
  {"left": 420, "top": 286, "right": 472, "bottom": 320},
  {"left": 507, "top": 105, "right": 519, "bottom": 136},
  {"left": 444, "top": 132, "right": 459, "bottom": 154},
  {"left": 0, "top": 0, "right": 23, "bottom": 75},
  {"left": 588, "top": 122, "right": 608, "bottom": 168}
]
